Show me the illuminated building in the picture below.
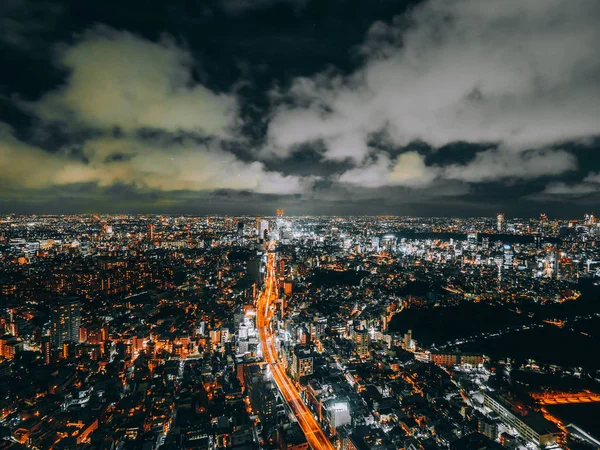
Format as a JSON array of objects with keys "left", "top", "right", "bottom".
[
  {"left": 430, "top": 352, "right": 458, "bottom": 366},
  {"left": 431, "top": 351, "right": 483, "bottom": 367},
  {"left": 503, "top": 244, "right": 513, "bottom": 268},
  {"left": 259, "top": 219, "right": 269, "bottom": 240},
  {"left": 497, "top": 213, "right": 505, "bottom": 233},
  {"left": 291, "top": 347, "right": 313, "bottom": 380},
  {"left": 147, "top": 223, "right": 155, "bottom": 241},
  {"left": 50, "top": 297, "right": 81, "bottom": 347},
  {"left": 403, "top": 329, "right": 413, "bottom": 351},
  {"left": 353, "top": 328, "right": 370, "bottom": 358},
  {"left": 323, "top": 400, "right": 351, "bottom": 430},
  {"left": 41, "top": 335, "right": 51, "bottom": 364},
  {"left": 371, "top": 237, "right": 380, "bottom": 252},
  {"left": 276, "top": 209, "right": 284, "bottom": 216},
  {"left": 483, "top": 392, "right": 561, "bottom": 446},
  {"left": 467, "top": 232, "right": 477, "bottom": 249},
  {"left": 0, "top": 335, "right": 21, "bottom": 359},
  {"left": 478, "top": 418, "right": 499, "bottom": 440}
]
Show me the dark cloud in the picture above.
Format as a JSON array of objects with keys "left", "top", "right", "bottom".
[
  {"left": 1, "top": 0, "right": 600, "bottom": 216},
  {"left": 218, "top": 0, "right": 308, "bottom": 15}
]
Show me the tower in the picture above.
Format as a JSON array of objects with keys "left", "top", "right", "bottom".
[
  {"left": 50, "top": 297, "right": 81, "bottom": 347},
  {"left": 147, "top": 223, "right": 155, "bottom": 241},
  {"left": 354, "top": 328, "right": 370, "bottom": 358},
  {"left": 497, "top": 213, "right": 505, "bottom": 233},
  {"left": 41, "top": 335, "right": 51, "bottom": 364}
]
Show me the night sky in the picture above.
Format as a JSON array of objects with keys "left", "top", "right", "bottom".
[{"left": 1, "top": 0, "right": 600, "bottom": 217}]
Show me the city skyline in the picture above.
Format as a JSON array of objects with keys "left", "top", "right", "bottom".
[
  {"left": 2, "top": 0, "right": 600, "bottom": 216},
  {"left": 3, "top": 214, "right": 600, "bottom": 447}
]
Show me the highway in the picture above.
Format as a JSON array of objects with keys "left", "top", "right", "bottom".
[{"left": 256, "top": 244, "right": 335, "bottom": 450}]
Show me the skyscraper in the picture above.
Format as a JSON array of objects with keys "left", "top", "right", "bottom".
[
  {"left": 147, "top": 223, "right": 155, "bottom": 242},
  {"left": 354, "top": 328, "right": 370, "bottom": 358},
  {"left": 259, "top": 219, "right": 269, "bottom": 240},
  {"left": 50, "top": 297, "right": 81, "bottom": 347},
  {"left": 41, "top": 335, "right": 52, "bottom": 364},
  {"left": 497, "top": 213, "right": 505, "bottom": 233}
]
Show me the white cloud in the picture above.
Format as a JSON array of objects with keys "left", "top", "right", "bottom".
[
  {"left": 31, "top": 26, "right": 237, "bottom": 136},
  {"left": 541, "top": 171, "right": 600, "bottom": 196},
  {"left": 338, "top": 148, "right": 576, "bottom": 189},
  {"left": 442, "top": 149, "right": 577, "bottom": 183},
  {"left": 583, "top": 172, "right": 600, "bottom": 184},
  {"left": 76, "top": 137, "right": 307, "bottom": 194},
  {"left": 0, "top": 123, "right": 87, "bottom": 189},
  {"left": 338, "top": 151, "right": 438, "bottom": 188},
  {"left": 0, "top": 123, "right": 307, "bottom": 195},
  {"left": 542, "top": 182, "right": 598, "bottom": 195},
  {"left": 266, "top": 0, "right": 600, "bottom": 187}
]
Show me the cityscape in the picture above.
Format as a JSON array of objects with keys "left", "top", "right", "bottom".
[
  {"left": 2, "top": 0, "right": 600, "bottom": 449},
  {"left": 1, "top": 213, "right": 600, "bottom": 449}
]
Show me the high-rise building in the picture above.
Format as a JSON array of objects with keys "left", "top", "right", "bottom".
[
  {"left": 497, "top": 213, "right": 505, "bottom": 233},
  {"left": 467, "top": 233, "right": 478, "bottom": 249},
  {"left": 371, "top": 237, "right": 380, "bottom": 252},
  {"left": 292, "top": 347, "right": 314, "bottom": 380},
  {"left": 259, "top": 220, "right": 269, "bottom": 240},
  {"left": 354, "top": 328, "right": 370, "bottom": 358},
  {"left": 147, "top": 223, "right": 155, "bottom": 241},
  {"left": 403, "top": 329, "right": 413, "bottom": 350},
  {"left": 41, "top": 335, "right": 52, "bottom": 364},
  {"left": 50, "top": 297, "right": 81, "bottom": 347},
  {"left": 503, "top": 244, "right": 513, "bottom": 268}
]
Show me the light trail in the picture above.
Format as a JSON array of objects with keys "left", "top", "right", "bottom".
[{"left": 257, "top": 242, "right": 335, "bottom": 450}]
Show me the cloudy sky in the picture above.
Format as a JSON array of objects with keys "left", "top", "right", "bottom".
[{"left": 1, "top": 0, "right": 599, "bottom": 216}]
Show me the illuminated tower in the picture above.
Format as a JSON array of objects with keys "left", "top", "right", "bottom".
[
  {"left": 50, "top": 297, "right": 81, "bottom": 347},
  {"left": 259, "top": 220, "right": 269, "bottom": 240},
  {"left": 147, "top": 223, "right": 155, "bottom": 241},
  {"left": 497, "top": 213, "right": 505, "bottom": 233},
  {"left": 503, "top": 244, "right": 513, "bottom": 268},
  {"left": 41, "top": 335, "right": 51, "bottom": 365},
  {"left": 354, "top": 328, "right": 370, "bottom": 358}
]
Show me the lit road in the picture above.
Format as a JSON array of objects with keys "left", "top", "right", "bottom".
[{"left": 257, "top": 242, "right": 335, "bottom": 450}]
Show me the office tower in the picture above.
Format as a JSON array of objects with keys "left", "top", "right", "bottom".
[
  {"left": 404, "top": 329, "right": 412, "bottom": 350},
  {"left": 292, "top": 347, "right": 314, "bottom": 380},
  {"left": 467, "top": 232, "right": 477, "bottom": 249},
  {"left": 371, "top": 237, "right": 380, "bottom": 252},
  {"left": 259, "top": 220, "right": 269, "bottom": 240},
  {"left": 354, "top": 328, "right": 370, "bottom": 358},
  {"left": 497, "top": 213, "right": 505, "bottom": 233},
  {"left": 481, "top": 236, "right": 489, "bottom": 250},
  {"left": 237, "top": 221, "right": 244, "bottom": 238},
  {"left": 147, "top": 223, "right": 155, "bottom": 241},
  {"left": 41, "top": 335, "right": 51, "bottom": 364},
  {"left": 503, "top": 244, "right": 513, "bottom": 268},
  {"left": 50, "top": 297, "right": 82, "bottom": 347}
]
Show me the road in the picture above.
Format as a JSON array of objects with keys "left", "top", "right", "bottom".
[{"left": 256, "top": 244, "right": 335, "bottom": 450}]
